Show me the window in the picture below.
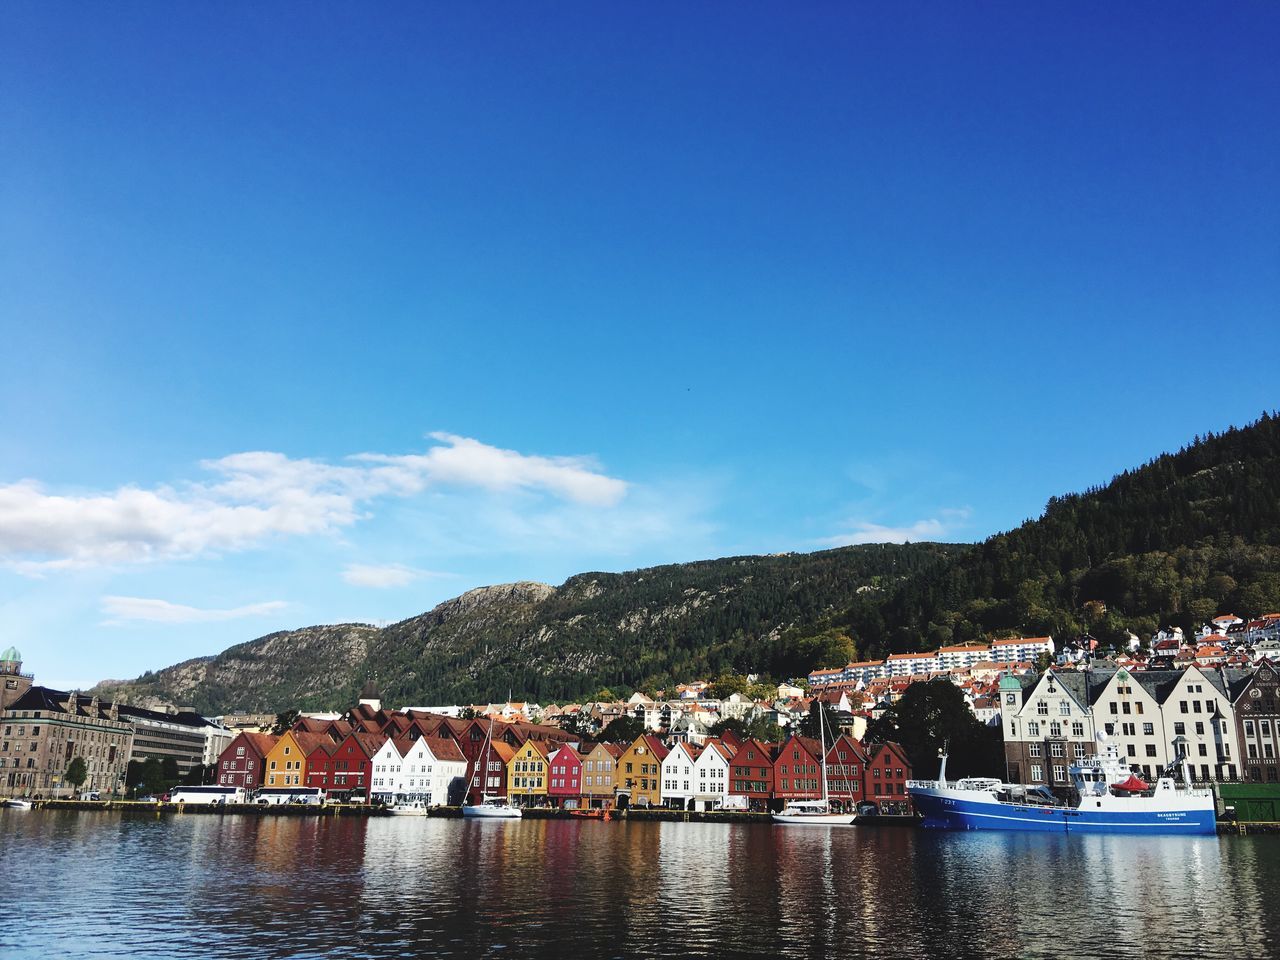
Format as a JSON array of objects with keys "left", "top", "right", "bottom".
[
  {"left": 1060, "top": 702, "right": 1070, "bottom": 716},
  {"left": 1050, "top": 721, "right": 1062, "bottom": 737},
  {"left": 1072, "top": 722, "right": 1084, "bottom": 737},
  {"left": 1037, "top": 702, "right": 1049, "bottom": 716},
  {"left": 1052, "top": 765, "right": 1066, "bottom": 782},
  {"left": 1179, "top": 701, "right": 1188, "bottom": 714},
  {"left": 1174, "top": 722, "right": 1186, "bottom": 736},
  {"left": 1028, "top": 722, "right": 1040, "bottom": 737},
  {"left": 1030, "top": 764, "right": 1043, "bottom": 782},
  {"left": 1143, "top": 723, "right": 1154, "bottom": 736},
  {"left": 1122, "top": 702, "right": 1131, "bottom": 715},
  {"left": 1145, "top": 745, "right": 1157, "bottom": 758},
  {"left": 1109, "top": 703, "right": 1118, "bottom": 715},
  {"left": 1050, "top": 742, "right": 1064, "bottom": 758}
]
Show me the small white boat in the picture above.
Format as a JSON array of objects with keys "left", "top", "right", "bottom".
[
  {"left": 386, "top": 800, "right": 430, "bottom": 817},
  {"left": 2, "top": 798, "right": 34, "bottom": 810},
  {"left": 462, "top": 714, "right": 522, "bottom": 819},
  {"left": 772, "top": 703, "right": 855, "bottom": 825},
  {"left": 772, "top": 799, "right": 855, "bottom": 825},
  {"left": 462, "top": 796, "right": 522, "bottom": 819}
]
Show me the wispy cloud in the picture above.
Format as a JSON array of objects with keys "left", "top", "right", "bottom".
[
  {"left": 342, "top": 563, "right": 445, "bottom": 589},
  {"left": 100, "top": 596, "right": 289, "bottom": 625},
  {"left": 0, "top": 434, "right": 628, "bottom": 574},
  {"left": 819, "top": 507, "right": 972, "bottom": 546}
]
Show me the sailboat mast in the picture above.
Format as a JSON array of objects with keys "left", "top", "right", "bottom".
[{"left": 819, "top": 701, "right": 829, "bottom": 804}]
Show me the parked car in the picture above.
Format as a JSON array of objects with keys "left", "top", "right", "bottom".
[
  {"left": 78, "top": 791, "right": 101, "bottom": 801},
  {"left": 137, "top": 795, "right": 157, "bottom": 802}
]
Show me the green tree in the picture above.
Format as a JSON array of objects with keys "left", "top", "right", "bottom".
[
  {"left": 161, "top": 757, "right": 180, "bottom": 784},
  {"left": 65, "top": 756, "right": 88, "bottom": 793},
  {"left": 709, "top": 713, "right": 784, "bottom": 743},
  {"left": 866, "top": 680, "right": 1003, "bottom": 779},
  {"left": 708, "top": 672, "right": 751, "bottom": 700},
  {"left": 141, "top": 758, "right": 166, "bottom": 796},
  {"left": 125, "top": 759, "right": 146, "bottom": 792},
  {"left": 559, "top": 711, "right": 597, "bottom": 743},
  {"left": 797, "top": 699, "right": 841, "bottom": 750},
  {"left": 599, "top": 714, "right": 647, "bottom": 743},
  {"left": 180, "top": 764, "right": 216, "bottom": 786},
  {"left": 270, "top": 709, "right": 300, "bottom": 736}
]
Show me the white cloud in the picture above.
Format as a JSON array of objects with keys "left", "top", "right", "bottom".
[
  {"left": 342, "top": 563, "right": 444, "bottom": 589},
  {"left": 100, "top": 596, "right": 289, "bottom": 625},
  {"left": 0, "top": 434, "right": 629, "bottom": 573},
  {"left": 819, "top": 508, "right": 972, "bottom": 546}
]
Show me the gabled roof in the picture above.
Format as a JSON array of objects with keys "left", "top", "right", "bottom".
[
  {"left": 489, "top": 740, "right": 517, "bottom": 763},
  {"left": 776, "top": 733, "right": 824, "bottom": 760},
  {"left": 519, "top": 739, "right": 552, "bottom": 760},
  {"left": 419, "top": 736, "right": 466, "bottom": 763},
  {"left": 702, "top": 739, "right": 737, "bottom": 761},
  {"left": 230, "top": 732, "right": 279, "bottom": 758}
]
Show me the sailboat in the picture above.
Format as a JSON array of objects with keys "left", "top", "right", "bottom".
[
  {"left": 462, "top": 713, "right": 521, "bottom": 820},
  {"left": 771, "top": 702, "right": 856, "bottom": 825}
]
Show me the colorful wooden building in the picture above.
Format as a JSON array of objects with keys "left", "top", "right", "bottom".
[
  {"left": 615, "top": 735, "right": 668, "bottom": 808},
  {"left": 547, "top": 743, "right": 586, "bottom": 808},
  {"left": 216, "top": 732, "right": 277, "bottom": 790}
]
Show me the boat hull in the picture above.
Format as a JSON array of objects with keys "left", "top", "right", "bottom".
[
  {"left": 771, "top": 813, "right": 856, "bottom": 825},
  {"left": 909, "top": 786, "right": 1216, "bottom": 835},
  {"left": 462, "top": 805, "right": 522, "bottom": 819}
]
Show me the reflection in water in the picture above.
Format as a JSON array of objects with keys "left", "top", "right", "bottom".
[{"left": 1, "top": 810, "right": 1277, "bottom": 959}]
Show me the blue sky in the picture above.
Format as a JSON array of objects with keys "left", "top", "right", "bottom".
[{"left": 1, "top": 4, "right": 1277, "bottom": 691}]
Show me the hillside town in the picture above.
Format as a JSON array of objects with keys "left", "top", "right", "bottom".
[{"left": 3, "top": 612, "right": 1279, "bottom": 811}]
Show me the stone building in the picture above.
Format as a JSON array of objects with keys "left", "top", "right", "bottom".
[
  {"left": 1234, "top": 660, "right": 1280, "bottom": 783},
  {"left": 2, "top": 686, "right": 134, "bottom": 798},
  {"left": 0, "top": 647, "right": 34, "bottom": 715}
]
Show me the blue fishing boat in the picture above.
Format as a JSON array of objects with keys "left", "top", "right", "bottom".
[{"left": 906, "top": 736, "right": 1216, "bottom": 835}]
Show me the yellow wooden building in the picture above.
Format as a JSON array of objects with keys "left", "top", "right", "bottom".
[
  {"left": 262, "top": 730, "right": 328, "bottom": 789},
  {"left": 614, "top": 735, "right": 669, "bottom": 808},
  {"left": 507, "top": 738, "right": 551, "bottom": 807},
  {"left": 581, "top": 742, "right": 624, "bottom": 808}
]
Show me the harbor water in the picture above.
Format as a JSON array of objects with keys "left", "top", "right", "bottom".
[{"left": 2, "top": 809, "right": 1276, "bottom": 959}]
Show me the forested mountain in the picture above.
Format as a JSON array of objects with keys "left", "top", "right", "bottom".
[
  {"left": 94, "top": 414, "right": 1280, "bottom": 714},
  {"left": 92, "top": 543, "right": 961, "bottom": 713},
  {"left": 840, "top": 412, "right": 1280, "bottom": 656}
]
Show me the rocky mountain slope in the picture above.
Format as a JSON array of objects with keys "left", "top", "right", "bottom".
[{"left": 91, "top": 543, "right": 960, "bottom": 713}]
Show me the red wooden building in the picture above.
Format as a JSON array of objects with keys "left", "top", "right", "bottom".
[
  {"left": 216, "top": 732, "right": 278, "bottom": 790},
  {"left": 547, "top": 744, "right": 586, "bottom": 807},
  {"left": 728, "top": 738, "right": 776, "bottom": 812},
  {"left": 771, "top": 734, "right": 824, "bottom": 808},
  {"left": 824, "top": 734, "right": 871, "bottom": 812},
  {"left": 865, "top": 741, "right": 913, "bottom": 814},
  {"left": 305, "top": 732, "right": 386, "bottom": 801}
]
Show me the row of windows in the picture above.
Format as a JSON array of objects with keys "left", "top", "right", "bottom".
[{"left": 1028, "top": 743, "right": 1087, "bottom": 759}]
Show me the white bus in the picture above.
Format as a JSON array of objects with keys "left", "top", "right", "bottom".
[
  {"left": 168, "top": 785, "right": 248, "bottom": 805},
  {"left": 254, "top": 786, "right": 324, "bottom": 806}
]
